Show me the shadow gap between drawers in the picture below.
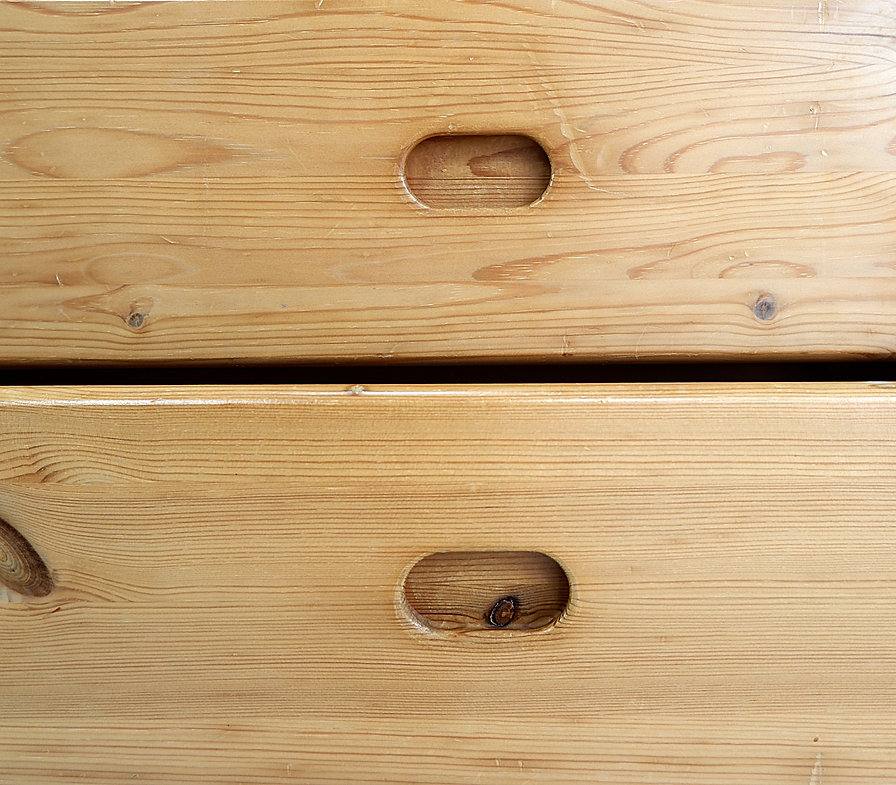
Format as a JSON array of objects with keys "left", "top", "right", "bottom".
[{"left": 3, "top": 362, "right": 896, "bottom": 386}]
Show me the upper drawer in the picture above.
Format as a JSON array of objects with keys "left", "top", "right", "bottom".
[{"left": 3, "top": 0, "right": 895, "bottom": 364}]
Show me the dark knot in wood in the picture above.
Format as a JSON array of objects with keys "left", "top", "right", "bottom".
[{"left": 488, "top": 596, "right": 519, "bottom": 628}]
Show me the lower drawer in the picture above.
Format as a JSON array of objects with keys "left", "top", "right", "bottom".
[{"left": 1, "top": 384, "right": 894, "bottom": 783}]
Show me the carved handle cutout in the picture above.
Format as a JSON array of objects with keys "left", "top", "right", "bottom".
[
  {"left": 403, "top": 135, "right": 551, "bottom": 208},
  {"left": 403, "top": 551, "right": 569, "bottom": 633},
  {"left": 0, "top": 517, "right": 54, "bottom": 598}
]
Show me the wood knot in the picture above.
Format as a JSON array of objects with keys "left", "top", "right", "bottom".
[
  {"left": 124, "top": 296, "right": 154, "bottom": 331},
  {"left": 488, "top": 596, "right": 519, "bottom": 628},
  {"left": 753, "top": 293, "right": 778, "bottom": 321},
  {"left": 0, "top": 517, "right": 53, "bottom": 598},
  {"left": 126, "top": 311, "right": 146, "bottom": 330}
]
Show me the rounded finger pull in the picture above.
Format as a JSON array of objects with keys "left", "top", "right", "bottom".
[
  {"left": 403, "top": 550, "right": 569, "bottom": 634},
  {"left": 403, "top": 134, "right": 552, "bottom": 209}
]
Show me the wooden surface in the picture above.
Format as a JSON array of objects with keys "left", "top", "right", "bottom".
[
  {"left": 3, "top": 0, "right": 896, "bottom": 364},
  {"left": 2, "top": 383, "right": 896, "bottom": 782}
]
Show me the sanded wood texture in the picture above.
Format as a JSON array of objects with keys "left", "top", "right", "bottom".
[
  {"left": 2, "top": 0, "right": 896, "bottom": 363},
  {"left": 1, "top": 384, "right": 896, "bottom": 782}
]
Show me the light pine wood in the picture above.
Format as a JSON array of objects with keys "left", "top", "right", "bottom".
[
  {"left": 2, "top": 0, "right": 896, "bottom": 363},
  {"left": 1, "top": 383, "right": 896, "bottom": 782}
]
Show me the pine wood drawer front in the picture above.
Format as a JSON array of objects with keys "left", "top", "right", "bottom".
[
  {"left": 3, "top": 0, "right": 896, "bottom": 364},
  {"left": 1, "top": 384, "right": 895, "bottom": 783}
]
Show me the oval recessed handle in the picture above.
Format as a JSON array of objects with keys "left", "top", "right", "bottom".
[
  {"left": 403, "top": 134, "right": 551, "bottom": 209},
  {"left": 403, "top": 551, "right": 569, "bottom": 633},
  {"left": 0, "top": 516, "right": 54, "bottom": 598}
]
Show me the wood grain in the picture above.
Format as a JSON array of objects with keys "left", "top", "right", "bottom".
[
  {"left": 2, "top": 0, "right": 896, "bottom": 363},
  {"left": 1, "top": 383, "right": 896, "bottom": 782}
]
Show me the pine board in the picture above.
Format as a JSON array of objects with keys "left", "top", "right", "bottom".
[
  {"left": 2, "top": 0, "right": 896, "bottom": 363},
  {"left": 1, "top": 383, "right": 895, "bottom": 782}
]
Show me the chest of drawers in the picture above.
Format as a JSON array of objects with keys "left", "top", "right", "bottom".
[{"left": 3, "top": 1, "right": 895, "bottom": 782}]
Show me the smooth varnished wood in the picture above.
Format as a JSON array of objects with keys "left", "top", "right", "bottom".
[
  {"left": 1, "top": 383, "right": 896, "bottom": 782},
  {"left": 2, "top": 0, "right": 896, "bottom": 363}
]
